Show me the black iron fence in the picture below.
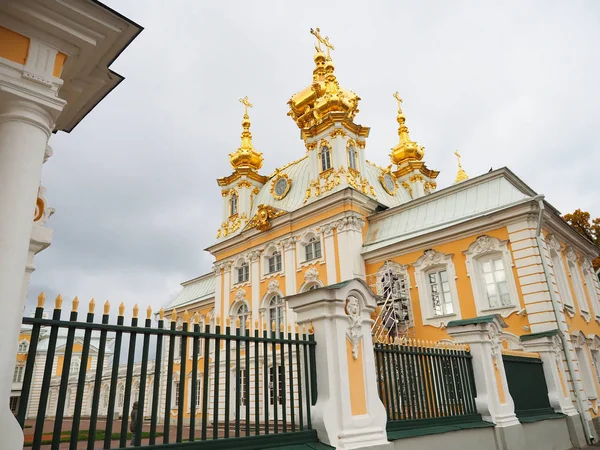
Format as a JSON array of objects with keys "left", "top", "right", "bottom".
[
  {"left": 16, "top": 295, "right": 318, "bottom": 449},
  {"left": 502, "top": 350, "right": 553, "bottom": 419},
  {"left": 374, "top": 339, "right": 479, "bottom": 431}
]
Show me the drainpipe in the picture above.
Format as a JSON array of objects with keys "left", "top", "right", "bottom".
[{"left": 533, "top": 194, "right": 594, "bottom": 444}]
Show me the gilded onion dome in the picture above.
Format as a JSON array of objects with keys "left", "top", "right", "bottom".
[
  {"left": 229, "top": 96, "right": 264, "bottom": 171},
  {"left": 287, "top": 28, "right": 360, "bottom": 130},
  {"left": 390, "top": 92, "right": 424, "bottom": 165}
]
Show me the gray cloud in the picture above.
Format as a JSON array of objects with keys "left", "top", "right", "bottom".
[{"left": 26, "top": 0, "right": 600, "bottom": 315}]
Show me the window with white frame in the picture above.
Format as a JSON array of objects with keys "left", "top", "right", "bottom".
[
  {"left": 267, "top": 251, "right": 282, "bottom": 274},
  {"left": 549, "top": 243, "right": 575, "bottom": 310},
  {"left": 574, "top": 340, "right": 597, "bottom": 400},
  {"left": 582, "top": 259, "right": 600, "bottom": 318},
  {"left": 9, "top": 397, "right": 19, "bottom": 413},
  {"left": 173, "top": 381, "right": 180, "bottom": 407},
  {"left": 69, "top": 359, "right": 80, "bottom": 375},
  {"left": 304, "top": 237, "right": 322, "bottom": 261},
  {"left": 413, "top": 249, "right": 461, "bottom": 326},
  {"left": 591, "top": 347, "right": 600, "bottom": 383},
  {"left": 13, "top": 365, "right": 24, "bottom": 383},
  {"left": 117, "top": 384, "right": 125, "bottom": 408},
  {"left": 347, "top": 143, "right": 358, "bottom": 171},
  {"left": 195, "top": 377, "right": 202, "bottom": 407},
  {"left": 428, "top": 269, "right": 454, "bottom": 316},
  {"left": 236, "top": 262, "right": 249, "bottom": 284},
  {"left": 566, "top": 249, "right": 590, "bottom": 317},
  {"left": 18, "top": 340, "right": 28, "bottom": 353},
  {"left": 464, "top": 236, "right": 520, "bottom": 316},
  {"left": 267, "top": 294, "right": 285, "bottom": 337},
  {"left": 320, "top": 144, "right": 332, "bottom": 172},
  {"left": 233, "top": 302, "right": 250, "bottom": 343}
]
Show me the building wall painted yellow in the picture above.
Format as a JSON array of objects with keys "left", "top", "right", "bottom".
[{"left": 0, "top": 26, "right": 30, "bottom": 65}]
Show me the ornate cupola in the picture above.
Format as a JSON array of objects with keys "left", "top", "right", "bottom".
[
  {"left": 288, "top": 28, "right": 376, "bottom": 203},
  {"left": 454, "top": 150, "right": 469, "bottom": 183},
  {"left": 389, "top": 93, "right": 439, "bottom": 199},
  {"left": 216, "top": 97, "right": 267, "bottom": 239}
]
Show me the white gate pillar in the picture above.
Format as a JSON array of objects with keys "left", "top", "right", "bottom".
[
  {"left": 287, "top": 279, "right": 391, "bottom": 450},
  {"left": 0, "top": 97, "right": 59, "bottom": 449},
  {"left": 446, "top": 314, "right": 524, "bottom": 450}
]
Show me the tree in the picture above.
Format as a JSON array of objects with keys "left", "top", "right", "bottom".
[{"left": 563, "top": 209, "right": 600, "bottom": 271}]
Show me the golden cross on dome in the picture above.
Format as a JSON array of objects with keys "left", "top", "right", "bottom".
[
  {"left": 310, "top": 28, "right": 335, "bottom": 57},
  {"left": 393, "top": 91, "right": 403, "bottom": 112},
  {"left": 239, "top": 96, "right": 253, "bottom": 116},
  {"left": 454, "top": 150, "right": 462, "bottom": 165}
]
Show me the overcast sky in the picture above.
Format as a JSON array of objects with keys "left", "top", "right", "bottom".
[{"left": 27, "top": 0, "right": 600, "bottom": 318}]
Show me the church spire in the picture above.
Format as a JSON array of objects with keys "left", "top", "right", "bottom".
[
  {"left": 454, "top": 150, "right": 469, "bottom": 183},
  {"left": 228, "top": 96, "right": 263, "bottom": 171},
  {"left": 389, "top": 92, "right": 424, "bottom": 165}
]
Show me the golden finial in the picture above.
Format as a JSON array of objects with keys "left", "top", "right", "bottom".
[
  {"left": 88, "top": 298, "right": 95, "bottom": 313},
  {"left": 182, "top": 310, "right": 190, "bottom": 323},
  {"left": 295, "top": 323, "right": 300, "bottom": 333},
  {"left": 55, "top": 294, "right": 63, "bottom": 309},
  {"left": 288, "top": 324, "right": 292, "bottom": 333},
  {"left": 308, "top": 323, "right": 314, "bottom": 334},
  {"left": 119, "top": 302, "right": 125, "bottom": 317},
  {"left": 302, "top": 324, "right": 307, "bottom": 335},
  {"left": 132, "top": 304, "right": 139, "bottom": 318},
  {"left": 255, "top": 319, "right": 260, "bottom": 331},
  {"left": 390, "top": 93, "right": 424, "bottom": 165},
  {"left": 454, "top": 150, "right": 469, "bottom": 183},
  {"left": 262, "top": 321, "right": 268, "bottom": 332},
  {"left": 225, "top": 315, "right": 231, "bottom": 327},
  {"left": 216, "top": 314, "right": 221, "bottom": 327},
  {"left": 146, "top": 305, "right": 152, "bottom": 320},
  {"left": 271, "top": 320, "right": 276, "bottom": 331},
  {"left": 104, "top": 300, "right": 110, "bottom": 315},
  {"left": 246, "top": 317, "right": 251, "bottom": 330},
  {"left": 235, "top": 316, "right": 241, "bottom": 328},
  {"left": 159, "top": 307, "right": 164, "bottom": 320},
  {"left": 280, "top": 322, "right": 284, "bottom": 334},
  {"left": 193, "top": 311, "right": 200, "bottom": 325},
  {"left": 72, "top": 296, "right": 79, "bottom": 312},
  {"left": 228, "top": 97, "right": 263, "bottom": 171},
  {"left": 37, "top": 292, "right": 45, "bottom": 308},
  {"left": 171, "top": 308, "right": 177, "bottom": 322}
]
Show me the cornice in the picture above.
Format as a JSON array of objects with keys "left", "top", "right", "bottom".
[
  {"left": 217, "top": 168, "right": 268, "bottom": 187},
  {"left": 300, "top": 112, "right": 370, "bottom": 140}
]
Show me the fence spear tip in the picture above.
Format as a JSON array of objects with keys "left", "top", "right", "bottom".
[
  {"left": 308, "top": 322, "right": 315, "bottom": 334},
  {"left": 255, "top": 319, "right": 260, "bottom": 330},
  {"left": 182, "top": 310, "right": 190, "bottom": 322},
  {"left": 295, "top": 323, "right": 300, "bottom": 333},
  {"left": 193, "top": 311, "right": 200, "bottom": 325},
  {"left": 245, "top": 317, "right": 251, "bottom": 330},
  {"left": 55, "top": 294, "right": 63, "bottom": 309},
  {"left": 159, "top": 307, "right": 165, "bottom": 321},
  {"left": 72, "top": 296, "right": 79, "bottom": 312},
  {"left": 37, "top": 292, "right": 45, "bottom": 308},
  {"left": 132, "top": 304, "right": 139, "bottom": 318},
  {"left": 171, "top": 308, "right": 178, "bottom": 321},
  {"left": 225, "top": 315, "right": 231, "bottom": 327},
  {"left": 146, "top": 305, "right": 152, "bottom": 320},
  {"left": 104, "top": 300, "right": 110, "bottom": 315},
  {"left": 88, "top": 298, "right": 95, "bottom": 313},
  {"left": 118, "top": 302, "right": 125, "bottom": 316}
]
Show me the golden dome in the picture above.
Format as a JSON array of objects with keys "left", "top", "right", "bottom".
[
  {"left": 287, "top": 28, "right": 360, "bottom": 130},
  {"left": 229, "top": 96, "right": 264, "bottom": 171},
  {"left": 389, "top": 92, "right": 424, "bottom": 165}
]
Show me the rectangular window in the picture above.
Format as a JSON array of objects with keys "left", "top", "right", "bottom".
[
  {"left": 9, "top": 397, "right": 19, "bottom": 413},
  {"left": 268, "top": 253, "right": 282, "bottom": 274},
  {"left": 305, "top": 239, "right": 321, "bottom": 261},
  {"left": 174, "top": 381, "right": 180, "bottom": 407},
  {"left": 269, "top": 366, "right": 284, "bottom": 405},
  {"left": 551, "top": 252, "right": 574, "bottom": 309},
  {"left": 481, "top": 257, "right": 511, "bottom": 308},
  {"left": 591, "top": 350, "right": 600, "bottom": 383},
  {"left": 13, "top": 366, "right": 24, "bottom": 383},
  {"left": 575, "top": 346, "right": 597, "bottom": 399},
  {"left": 569, "top": 262, "right": 589, "bottom": 314},
  {"left": 428, "top": 270, "right": 453, "bottom": 316},
  {"left": 195, "top": 378, "right": 202, "bottom": 407},
  {"left": 237, "top": 264, "right": 249, "bottom": 283}
]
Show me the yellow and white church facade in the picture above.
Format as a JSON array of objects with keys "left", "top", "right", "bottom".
[{"left": 159, "top": 29, "right": 600, "bottom": 431}]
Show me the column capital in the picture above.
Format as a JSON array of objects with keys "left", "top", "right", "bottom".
[{"left": 0, "top": 97, "right": 56, "bottom": 138}]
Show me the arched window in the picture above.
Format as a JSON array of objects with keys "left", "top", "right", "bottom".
[
  {"left": 18, "top": 340, "right": 28, "bottom": 353},
  {"left": 234, "top": 303, "right": 250, "bottom": 338},
  {"left": 69, "top": 359, "right": 80, "bottom": 375},
  {"left": 549, "top": 245, "right": 575, "bottom": 310},
  {"left": 347, "top": 144, "right": 358, "bottom": 171},
  {"left": 230, "top": 193, "right": 238, "bottom": 216},
  {"left": 132, "top": 381, "right": 140, "bottom": 402},
  {"left": 320, "top": 145, "right": 332, "bottom": 172},
  {"left": 64, "top": 387, "right": 72, "bottom": 415},
  {"left": 267, "top": 295, "right": 285, "bottom": 338},
  {"left": 304, "top": 237, "right": 322, "bottom": 261},
  {"left": 117, "top": 384, "right": 125, "bottom": 408}
]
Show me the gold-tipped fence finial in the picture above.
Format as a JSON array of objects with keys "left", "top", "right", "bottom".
[
  {"left": 55, "top": 294, "right": 63, "bottom": 309},
  {"left": 72, "top": 296, "right": 79, "bottom": 312},
  {"left": 88, "top": 298, "right": 95, "bottom": 313},
  {"left": 104, "top": 300, "right": 110, "bottom": 315},
  {"left": 132, "top": 304, "right": 139, "bottom": 319},
  {"left": 146, "top": 305, "right": 152, "bottom": 320},
  {"left": 119, "top": 302, "right": 125, "bottom": 316},
  {"left": 159, "top": 307, "right": 165, "bottom": 320},
  {"left": 171, "top": 309, "right": 178, "bottom": 322},
  {"left": 37, "top": 292, "right": 45, "bottom": 308}
]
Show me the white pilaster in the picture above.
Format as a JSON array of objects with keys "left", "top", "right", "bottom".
[
  {"left": 213, "top": 264, "right": 223, "bottom": 319},
  {"left": 249, "top": 251, "right": 261, "bottom": 324},
  {"left": 321, "top": 224, "right": 337, "bottom": 285},
  {"left": 336, "top": 214, "right": 366, "bottom": 281},
  {"left": 287, "top": 279, "right": 390, "bottom": 450},
  {"left": 281, "top": 237, "right": 297, "bottom": 328},
  {"left": 0, "top": 97, "right": 57, "bottom": 449}
]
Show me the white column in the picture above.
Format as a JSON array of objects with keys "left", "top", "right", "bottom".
[
  {"left": 321, "top": 223, "right": 337, "bottom": 285},
  {"left": 220, "top": 263, "right": 232, "bottom": 321},
  {"left": 287, "top": 279, "right": 390, "bottom": 450},
  {"left": 0, "top": 98, "right": 55, "bottom": 449},
  {"left": 213, "top": 264, "right": 223, "bottom": 319},
  {"left": 249, "top": 251, "right": 260, "bottom": 324},
  {"left": 336, "top": 214, "right": 366, "bottom": 281}
]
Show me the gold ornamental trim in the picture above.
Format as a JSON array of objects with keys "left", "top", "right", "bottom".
[
  {"left": 501, "top": 349, "right": 541, "bottom": 359},
  {"left": 379, "top": 165, "right": 398, "bottom": 196},
  {"left": 270, "top": 173, "right": 292, "bottom": 200},
  {"left": 246, "top": 204, "right": 286, "bottom": 232}
]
